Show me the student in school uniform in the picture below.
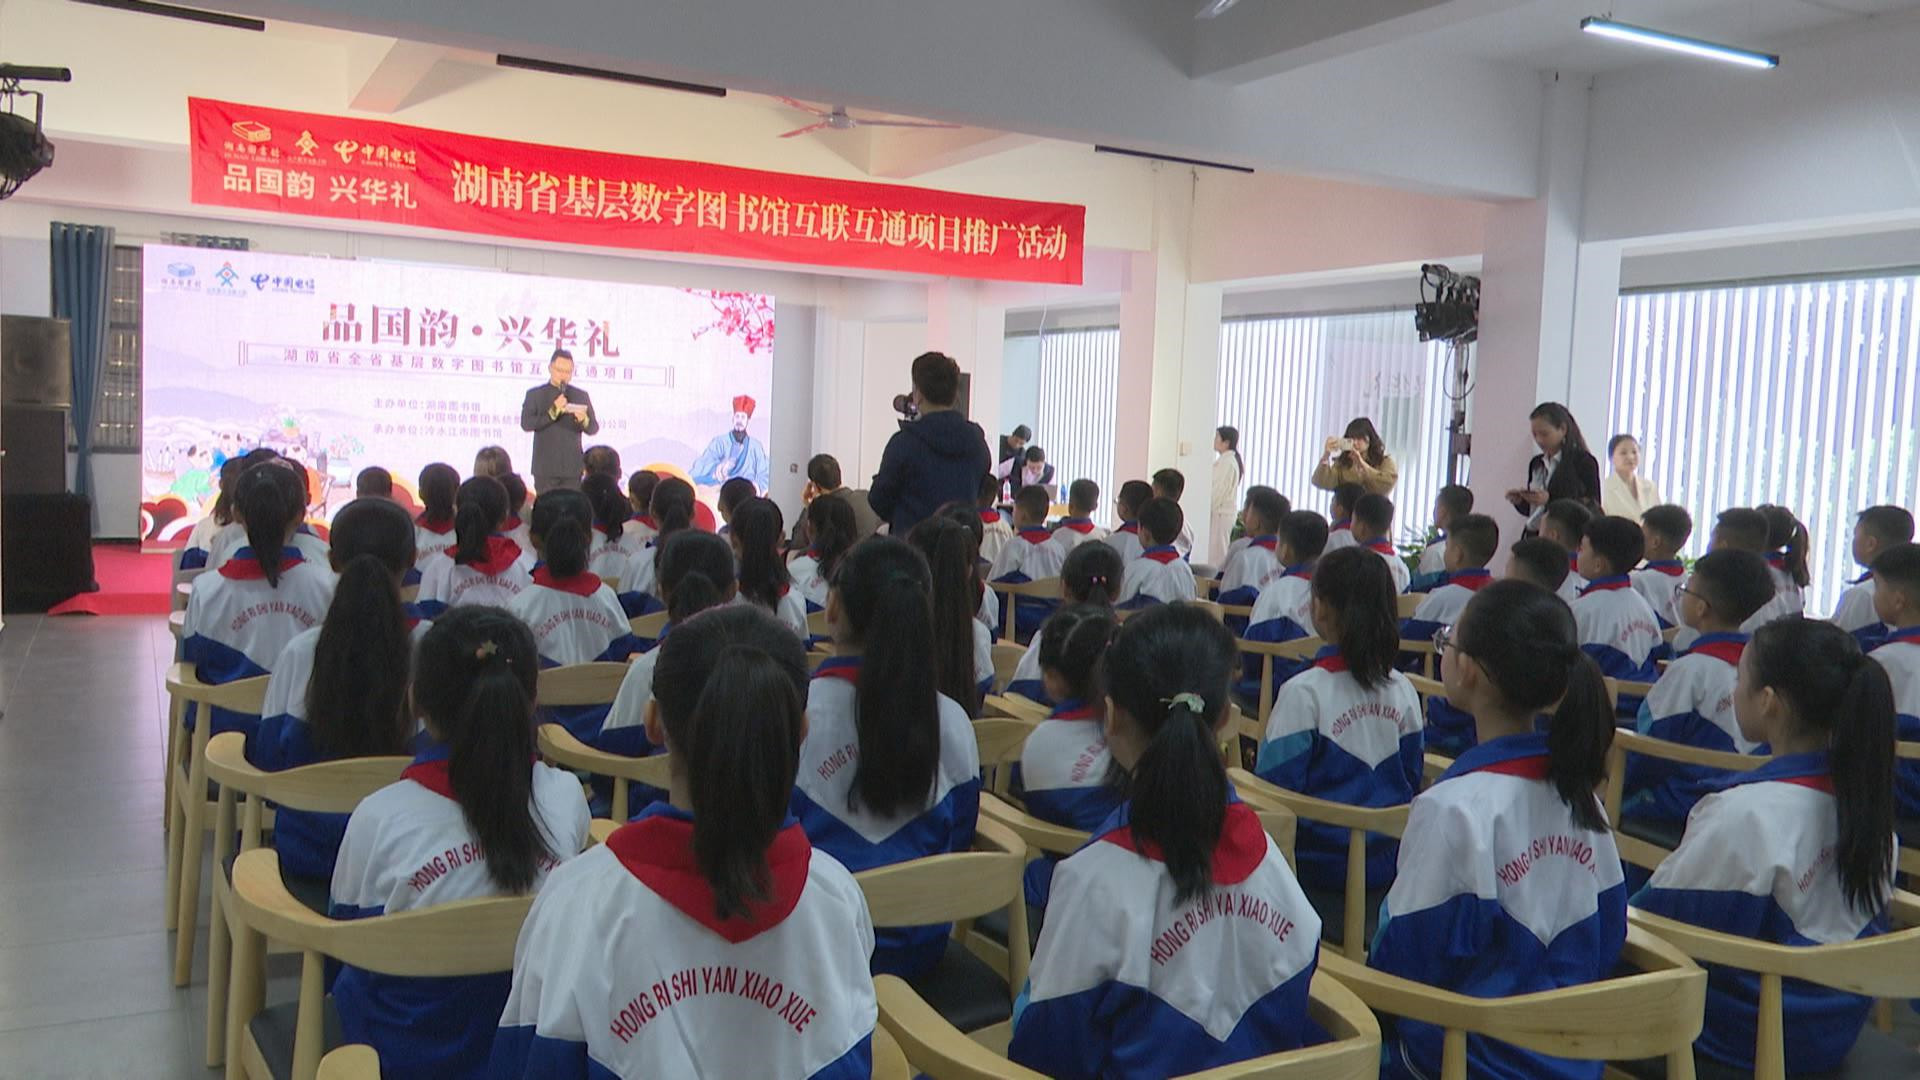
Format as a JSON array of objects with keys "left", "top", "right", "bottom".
[
  {"left": 621, "top": 469, "right": 659, "bottom": 548},
  {"left": 1868, "top": 543, "right": 1920, "bottom": 821},
  {"left": 910, "top": 510, "right": 993, "bottom": 713},
  {"left": 1758, "top": 503, "right": 1812, "bottom": 619},
  {"left": 1257, "top": 547, "right": 1422, "bottom": 902},
  {"left": 617, "top": 477, "right": 697, "bottom": 618},
  {"left": 1018, "top": 605, "right": 1122, "bottom": 836},
  {"left": 499, "top": 474, "right": 532, "bottom": 554},
  {"left": 1400, "top": 513, "right": 1498, "bottom": 643},
  {"left": 1106, "top": 479, "right": 1152, "bottom": 565},
  {"left": 975, "top": 470, "right": 1014, "bottom": 565},
  {"left": 413, "top": 463, "right": 461, "bottom": 568},
  {"left": 1620, "top": 550, "right": 1775, "bottom": 831},
  {"left": 1672, "top": 509, "right": 1799, "bottom": 652},
  {"left": 1009, "top": 605, "right": 1321, "bottom": 1079},
  {"left": 183, "top": 461, "right": 336, "bottom": 741},
  {"left": 472, "top": 445, "right": 513, "bottom": 480},
  {"left": 507, "top": 489, "right": 643, "bottom": 741},
  {"left": 251, "top": 497, "right": 421, "bottom": 881},
  {"left": 731, "top": 497, "right": 809, "bottom": 638},
  {"left": 209, "top": 458, "right": 333, "bottom": 576},
  {"left": 1007, "top": 541, "right": 1124, "bottom": 704},
  {"left": 1048, "top": 479, "right": 1107, "bottom": 558},
  {"left": 1371, "top": 579, "right": 1624, "bottom": 1080},
  {"left": 1633, "top": 618, "right": 1896, "bottom": 1076},
  {"left": 583, "top": 473, "right": 637, "bottom": 582},
  {"left": 1151, "top": 468, "right": 1195, "bottom": 558},
  {"left": 1118, "top": 497, "right": 1197, "bottom": 609},
  {"left": 1834, "top": 505, "right": 1914, "bottom": 645},
  {"left": 1424, "top": 536, "right": 1566, "bottom": 763},
  {"left": 1630, "top": 503, "right": 1693, "bottom": 630},
  {"left": 1540, "top": 499, "right": 1592, "bottom": 604},
  {"left": 788, "top": 494, "right": 857, "bottom": 614},
  {"left": 354, "top": 466, "right": 394, "bottom": 500},
  {"left": 1570, "top": 515, "right": 1664, "bottom": 682},
  {"left": 1241, "top": 510, "right": 1328, "bottom": 695},
  {"left": 1351, "top": 493, "right": 1410, "bottom": 594},
  {"left": 417, "top": 476, "right": 535, "bottom": 618},
  {"left": 794, "top": 537, "right": 980, "bottom": 978},
  {"left": 1322, "top": 482, "right": 1364, "bottom": 553},
  {"left": 1214, "top": 485, "right": 1289, "bottom": 608},
  {"left": 489, "top": 606, "right": 876, "bottom": 1080},
  {"left": 989, "top": 485, "right": 1067, "bottom": 639},
  {"left": 180, "top": 457, "right": 249, "bottom": 569},
  {"left": 1413, "top": 484, "right": 1473, "bottom": 582},
  {"left": 596, "top": 531, "right": 737, "bottom": 764},
  {"left": 716, "top": 476, "right": 757, "bottom": 536},
  {"left": 330, "top": 608, "right": 590, "bottom": 1080}
]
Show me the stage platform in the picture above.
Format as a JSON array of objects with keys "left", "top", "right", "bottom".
[{"left": 46, "top": 543, "right": 173, "bottom": 617}]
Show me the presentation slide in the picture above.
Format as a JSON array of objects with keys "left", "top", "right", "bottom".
[{"left": 139, "top": 244, "right": 773, "bottom": 542}]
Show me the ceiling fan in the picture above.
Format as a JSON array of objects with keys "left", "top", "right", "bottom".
[{"left": 774, "top": 98, "right": 961, "bottom": 139}]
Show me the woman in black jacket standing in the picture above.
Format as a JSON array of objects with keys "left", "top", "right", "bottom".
[{"left": 1505, "top": 402, "right": 1602, "bottom": 536}]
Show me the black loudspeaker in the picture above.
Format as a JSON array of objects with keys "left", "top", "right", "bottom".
[
  {"left": 0, "top": 315, "right": 74, "bottom": 407},
  {"left": 2, "top": 405, "right": 69, "bottom": 496},
  {"left": 2, "top": 493, "right": 95, "bottom": 613}
]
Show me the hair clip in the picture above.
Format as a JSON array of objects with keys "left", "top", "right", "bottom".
[
  {"left": 1162, "top": 691, "right": 1206, "bottom": 714},
  {"left": 475, "top": 640, "right": 500, "bottom": 661}
]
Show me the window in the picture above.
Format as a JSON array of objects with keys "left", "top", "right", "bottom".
[
  {"left": 1033, "top": 327, "right": 1121, "bottom": 524},
  {"left": 1217, "top": 310, "right": 1466, "bottom": 549},
  {"left": 93, "top": 244, "right": 142, "bottom": 451},
  {"left": 1610, "top": 274, "right": 1920, "bottom": 616}
]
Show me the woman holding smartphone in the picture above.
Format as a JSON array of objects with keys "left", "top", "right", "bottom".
[
  {"left": 1311, "top": 417, "right": 1398, "bottom": 496},
  {"left": 1505, "top": 402, "right": 1603, "bottom": 536}
]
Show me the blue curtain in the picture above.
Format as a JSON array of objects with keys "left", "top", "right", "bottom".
[{"left": 50, "top": 222, "right": 115, "bottom": 503}]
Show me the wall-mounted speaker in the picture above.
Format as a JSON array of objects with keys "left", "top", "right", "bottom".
[{"left": 0, "top": 315, "right": 74, "bottom": 408}]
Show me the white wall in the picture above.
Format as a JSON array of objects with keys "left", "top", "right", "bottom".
[{"left": 999, "top": 335, "right": 1041, "bottom": 448}]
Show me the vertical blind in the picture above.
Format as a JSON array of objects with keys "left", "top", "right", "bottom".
[
  {"left": 1610, "top": 275, "right": 1920, "bottom": 617},
  {"left": 1217, "top": 310, "right": 1466, "bottom": 550},
  {"left": 1034, "top": 327, "right": 1121, "bottom": 524}
]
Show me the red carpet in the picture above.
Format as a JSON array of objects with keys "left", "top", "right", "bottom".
[{"left": 48, "top": 543, "right": 174, "bottom": 616}]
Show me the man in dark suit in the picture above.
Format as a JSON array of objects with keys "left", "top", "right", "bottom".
[{"left": 519, "top": 349, "right": 599, "bottom": 494}]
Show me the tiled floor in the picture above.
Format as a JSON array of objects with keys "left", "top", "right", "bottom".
[{"left": 3, "top": 612, "right": 1919, "bottom": 1077}]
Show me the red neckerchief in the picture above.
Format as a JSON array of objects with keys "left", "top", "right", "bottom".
[
  {"left": 608, "top": 814, "right": 813, "bottom": 943},
  {"left": 978, "top": 508, "right": 1001, "bottom": 526},
  {"left": 1475, "top": 755, "right": 1551, "bottom": 780},
  {"left": 1050, "top": 700, "right": 1098, "bottom": 721},
  {"left": 1579, "top": 576, "right": 1632, "bottom": 596},
  {"left": 1329, "top": 520, "right": 1351, "bottom": 533},
  {"left": 217, "top": 547, "right": 305, "bottom": 580},
  {"left": 417, "top": 515, "right": 455, "bottom": 535},
  {"left": 1568, "top": 551, "right": 1580, "bottom": 570},
  {"left": 1312, "top": 649, "right": 1347, "bottom": 673},
  {"left": 813, "top": 656, "right": 860, "bottom": 684},
  {"left": 1018, "top": 527, "right": 1052, "bottom": 546},
  {"left": 1364, "top": 540, "right": 1394, "bottom": 555},
  {"left": 1766, "top": 552, "right": 1787, "bottom": 571},
  {"left": 532, "top": 566, "right": 601, "bottom": 596},
  {"left": 1778, "top": 774, "right": 1836, "bottom": 794},
  {"left": 1142, "top": 546, "right": 1182, "bottom": 565},
  {"left": 1056, "top": 518, "right": 1096, "bottom": 534},
  {"left": 1685, "top": 635, "right": 1748, "bottom": 667},
  {"left": 1100, "top": 802, "right": 1267, "bottom": 886},
  {"left": 1116, "top": 521, "right": 1139, "bottom": 535},
  {"left": 460, "top": 535, "right": 524, "bottom": 575},
  {"left": 1643, "top": 560, "right": 1684, "bottom": 577},
  {"left": 1247, "top": 536, "right": 1277, "bottom": 551},
  {"left": 1448, "top": 568, "right": 1494, "bottom": 591},
  {"left": 400, "top": 758, "right": 457, "bottom": 800},
  {"left": 634, "top": 514, "right": 657, "bottom": 530},
  {"left": 1881, "top": 626, "right": 1920, "bottom": 648},
  {"left": 502, "top": 515, "right": 523, "bottom": 532}
]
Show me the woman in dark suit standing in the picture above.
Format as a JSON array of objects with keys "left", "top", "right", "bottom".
[{"left": 1505, "top": 402, "right": 1602, "bottom": 536}]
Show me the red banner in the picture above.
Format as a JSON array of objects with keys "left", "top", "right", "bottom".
[{"left": 188, "top": 97, "right": 1084, "bottom": 284}]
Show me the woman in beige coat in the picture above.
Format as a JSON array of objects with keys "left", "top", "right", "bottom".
[{"left": 1311, "top": 417, "right": 1398, "bottom": 496}]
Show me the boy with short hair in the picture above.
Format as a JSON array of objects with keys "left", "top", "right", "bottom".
[
  {"left": 1631, "top": 504, "right": 1693, "bottom": 629},
  {"left": 1622, "top": 549, "right": 1777, "bottom": 828},
  {"left": 1215, "top": 486, "right": 1290, "bottom": 607},
  {"left": 988, "top": 484, "right": 1067, "bottom": 640},
  {"left": 1869, "top": 543, "right": 1920, "bottom": 817},
  {"left": 1245, "top": 510, "right": 1326, "bottom": 660},
  {"left": 716, "top": 477, "right": 756, "bottom": 533},
  {"left": 1540, "top": 499, "right": 1593, "bottom": 603},
  {"left": 1049, "top": 478, "right": 1107, "bottom": 557},
  {"left": 1151, "top": 468, "right": 1194, "bottom": 557},
  {"left": 1108, "top": 479, "right": 1153, "bottom": 564},
  {"left": 1416, "top": 485, "right": 1474, "bottom": 577},
  {"left": 1507, "top": 537, "right": 1572, "bottom": 594},
  {"left": 1350, "top": 493, "right": 1409, "bottom": 594},
  {"left": 1571, "top": 515, "right": 1664, "bottom": 681},
  {"left": 1401, "top": 513, "right": 1498, "bottom": 642},
  {"left": 1834, "top": 505, "right": 1915, "bottom": 643},
  {"left": 354, "top": 466, "right": 394, "bottom": 500},
  {"left": 1672, "top": 508, "right": 1795, "bottom": 651},
  {"left": 1323, "top": 482, "right": 1365, "bottom": 553},
  {"left": 1118, "top": 496, "right": 1196, "bottom": 607},
  {"left": 976, "top": 471, "right": 1013, "bottom": 565}
]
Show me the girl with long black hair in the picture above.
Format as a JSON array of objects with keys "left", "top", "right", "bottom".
[
  {"left": 1370, "top": 579, "right": 1622, "bottom": 1080},
  {"left": 730, "top": 496, "right": 808, "bottom": 637},
  {"left": 789, "top": 493, "right": 857, "bottom": 612},
  {"left": 1006, "top": 540, "right": 1124, "bottom": 703},
  {"left": 1757, "top": 503, "right": 1811, "bottom": 616},
  {"left": 1635, "top": 618, "right": 1895, "bottom": 1074},
  {"left": 909, "top": 510, "right": 990, "bottom": 714},
  {"left": 597, "top": 530, "right": 739, "bottom": 759},
  {"left": 616, "top": 476, "right": 696, "bottom": 617},
  {"left": 1010, "top": 604, "right": 1319, "bottom": 1078},
  {"left": 414, "top": 462, "right": 460, "bottom": 564},
  {"left": 491, "top": 606, "right": 877, "bottom": 1079},
  {"left": 330, "top": 607, "right": 589, "bottom": 1079},
  {"left": 583, "top": 471, "right": 636, "bottom": 581},
  {"left": 794, "top": 536, "right": 980, "bottom": 977},
  {"left": 416, "top": 475, "right": 533, "bottom": 617}
]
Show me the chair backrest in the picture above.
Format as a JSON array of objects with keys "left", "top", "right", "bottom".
[
  {"left": 856, "top": 816, "right": 1031, "bottom": 994},
  {"left": 167, "top": 662, "right": 272, "bottom": 716},
  {"left": 989, "top": 577, "right": 1064, "bottom": 642},
  {"left": 629, "top": 611, "right": 669, "bottom": 640},
  {"left": 989, "top": 642, "right": 1024, "bottom": 693},
  {"left": 1398, "top": 638, "right": 1438, "bottom": 680},
  {"left": 536, "top": 662, "right": 629, "bottom": 707},
  {"left": 1231, "top": 768, "right": 1406, "bottom": 958},
  {"left": 980, "top": 790, "right": 1089, "bottom": 859},
  {"left": 398, "top": 584, "right": 420, "bottom": 604},
  {"left": 1236, "top": 636, "right": 1324, "bottom": 729},
  {"left": 1404, "top": 673, "right": 1445, "bottom": 706},
  {"left": 973, "top": 717, "right": 1037, "bottom": 796},
  {"left": 983, "top": 693, "right": 1048, "bottom": 722},
  {"left": 1319, "top": 924, "right": 1706, "bottom": 1080},
  {"left": 536, "top": 723, "right": 674, "bottom": 822},
  {"left": 805, "top": 608, "right": 831, "bottom": 638},
  {"left": 172, "top": 566, "right": 205, "bottom": 611},
  {"left": 1602, "top": 729, "right": 1770, "bottom": 864},
  {"left": 1396, "top": 593, "right": 1423, "bottom": 619},
  {"left": 316, "top": 1046, "right": 379, "bottom": 1080},
  {"left": 203, "top": 732, "right": 409, "bottom": 815},
  {"left": 1189, "top": 599, "right": 1228, "bottom": 623}
]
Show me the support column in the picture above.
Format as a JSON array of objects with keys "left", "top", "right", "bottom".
[{"left": 926, "top": 278, "right": 1007, "bottom": 446}]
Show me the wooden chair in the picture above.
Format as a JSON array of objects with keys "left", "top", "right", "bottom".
[
  {"left": 315, "top": 1046, "right": 378, "bottom": 1080},
  {"left": 988, "top": 577, "right": 1063, "bottom": 644},
  {"left": 805, "top": 607, "right": 832, "bottom": 640},
  {"left": 1235, "top": 636, "right": 1323, "bottom": 729},
  {"left": 973, "top": 717, "right": 1037, "bottom": 797},
  {"left": 629, "top": 610, "right": 669, "bottom": 641},
  {"left": 1398, "top": 637, "right": 1439, "bottom": 680},
  {"left": 536, "top": 723, "right": 674, "bottom": 822},
  {"left": 172, "top": 566, "right": 205, "bottom": 612},
  {"left": 536, "top": 661, "right": 629, "bottom": 709},
  {"left": 981, "top": 693, "right": 1048, "bottom": 723},
  {"left": 1628, "top": 892, "right": 1920, "bottom": 1079},
  {"left": 989, "top": 641, "right": 1025, "bottom": 693},
  {"left": 398, "top": 584, "right": 419, "bottom": 604},
  {"left": 600, "top": 574, "right": 622, "bottom": 592},
  {"left": 1662, "top": 624, "right": 1682, "bottom": 645},
  {"left": 853, "top": 816, "right": 1031, "bottom": 1048},
  {"left": 202, "top": 732, "right": 411, "bottom": 1070},
  {"left": 1319, "top": 925, "right": 1707, "bottom": 1080},
  {"left": 1396, "top": 593, "right": 1423, "bottom": 619},
  {"left": 1231, "top": 769, "right": 1408, "bottom": 960},
  {"left": 874, "top": 969, "right": 1382, "bottom": 1079},
  {"left": 225, "top": 848, "right": 532, "bottom": 1080},
  {"left": 1191, "top": 599, "right": 1230, "bottom": 623},
  {"left": 1600, "top": 730, "right": 1769, "bottom": 868},
  {"left": 165, "top": 664, "right": 271, "bottom": 986},
  {"left": 1405, "top": 673, "right": 1445, "bottom": 708}
]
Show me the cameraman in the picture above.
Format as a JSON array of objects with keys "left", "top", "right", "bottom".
[
  {"left": 869, "top": 351, "right": 991, "bottom": 536},
  {"left": 1311, "top": 416, "right": 1399, "bottom": 496}
]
